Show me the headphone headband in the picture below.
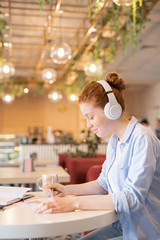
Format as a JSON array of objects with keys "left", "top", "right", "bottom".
[{"left": 97, "top": 80, "right": 112, "bottom": 93}]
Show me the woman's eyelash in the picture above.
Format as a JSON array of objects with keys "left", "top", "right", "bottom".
[{"left": 89, "top": 116, "right": 94, "bottom": 120}]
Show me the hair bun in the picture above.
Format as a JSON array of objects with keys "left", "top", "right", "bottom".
[{"left": 104, "top": 72, "right": 126, "bottom": 91}]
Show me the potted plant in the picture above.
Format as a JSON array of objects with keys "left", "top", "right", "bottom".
[{"left": 59, "top": 130, "right": 106, "bottom": 184}]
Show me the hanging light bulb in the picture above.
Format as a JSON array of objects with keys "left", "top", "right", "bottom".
[
  {"left": 2, "top": 93, "right": 15, "bottom": 104},
  {"left": 89, "top": 63, "right": 97, "bottom": 72},
  {"left": 24, "top": 87, "right": 29, "bottom": 94},
  {"left": 84, "top": 60, "right": 103, "bottom": 77},
  {"left": 57, "top": 47, "right": 65, "bottom": 58},
  {"left": 50, "top": 42, "right": 72, "bottom": 64},
  {"left": 112, "top": 0, "right": 133, "bottom": 6},
  {"left": 0, "top": 62, "right": 15, "bottom": 77},
  {"left": 69, "top": 94, "right": 77, "bottom": 102},
  {"left": 41, "top": 68, "right": 57, "bottom": 84},
  {"left": 48, "top": 90, "right": 62, "bottom": 102}
]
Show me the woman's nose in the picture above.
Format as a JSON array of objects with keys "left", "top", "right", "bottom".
[{"left": 87, "top": 120, "right": 92, "bottom": 128}]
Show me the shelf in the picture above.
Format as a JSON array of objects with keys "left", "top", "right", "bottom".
[{"left": 0, "top": 134, "right": 21, "bottom": 162}]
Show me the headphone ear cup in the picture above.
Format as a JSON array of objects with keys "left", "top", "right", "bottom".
[
  {"left": 97, "top": 80, "right": 122, "bottom": 120},
  {"left": 104, "top": 103, "right": 111, "bottom": 119},
  {"left": 104, "top": 102, "right": 122, "bottom": 120}
]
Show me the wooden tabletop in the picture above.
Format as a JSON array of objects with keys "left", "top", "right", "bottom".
[{"left": 0, "top": 166, "right": 70, "bottom": 184}]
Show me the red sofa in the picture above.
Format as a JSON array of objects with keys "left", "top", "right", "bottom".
[
  {"left": 86, "top": 164, "right": 102, "bottom": 182},
  {"left": 59, "top": 153, "right": 68, "bottom": 170},
  {"left": 59, "top": 153, "right": 105, "bottom": 184}
]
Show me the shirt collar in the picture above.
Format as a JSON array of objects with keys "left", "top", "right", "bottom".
[{"left": 110, "top": 116, "right": 138, "bottom": 147}]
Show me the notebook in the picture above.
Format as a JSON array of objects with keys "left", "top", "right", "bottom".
[{"left": 0, "top": 186, "right": 34, "bottom": 207}]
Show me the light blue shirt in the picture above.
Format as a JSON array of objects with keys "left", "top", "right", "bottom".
[{"left": 97, "top": 116, "right": 160, "bottom": 240}]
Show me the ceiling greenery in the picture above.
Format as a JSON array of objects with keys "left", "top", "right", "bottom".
[{"left": 0, "top": 0, "right": 155, "bottom": 101}]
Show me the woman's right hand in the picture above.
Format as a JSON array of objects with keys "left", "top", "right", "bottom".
[{"left": 44, "top": 182, "right": 66, "bottom": 197}]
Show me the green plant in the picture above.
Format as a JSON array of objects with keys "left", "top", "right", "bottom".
[
  {"left": 0, "top": 81, "right": 45, "bottom": 98},
  {"left": 100, "top": 2, "right": 149, "bottom": 61},
  {"left": 87, "top": 1, "right": 149, "bottom": 62},
  {"left": 88, "top": 0, "right": 105, "bottom": 19},
  {"left": 33, "top": 82, "right": 44, "bottom": 96},
  {"left": 82, "top": 129, "right": 101, "bottom": 157},
  {"left": 0, "top": 82, "right": 24, "bottom": 97},
  {"left": 38, "top": 0, "right": 51, "bottom": 11},
  {"left": 0, "top": 12, "right": 8, "bottom": 62},
  {"left": 67, "top": 129, "right": 101, "bottom": 158}
]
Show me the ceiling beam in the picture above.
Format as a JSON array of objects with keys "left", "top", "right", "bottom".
[
  {"left": 0, "top": 0, "right": 88, "bottom": 8},
  {"left": 11, "top": 34, "right": 83, "bottom": 40},
  {"left": 0, "top": 6, "right": 88, "bottom": 14},
  {"left": 5, "top": 12, "right": 86, "bottom": 19},
  {"left": 11, "top": 24, "right": 88, "bottom": 31}
]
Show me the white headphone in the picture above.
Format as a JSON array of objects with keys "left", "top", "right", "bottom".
[{"left": 97, "top": 80, "right": 122, "bottom": 120}]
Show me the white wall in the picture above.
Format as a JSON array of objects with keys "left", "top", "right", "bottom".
[
  {"left": 141, "top": 82, "right": 160, "bottom": 128},
  {"left": 125, "top": 89, "right": 144, "bottom": 119},
  {"left": 125, "top": 82, "right": 160, "bottom": 129}
]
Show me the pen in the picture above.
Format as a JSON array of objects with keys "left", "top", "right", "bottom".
[
  {"left": 0, "top": 206, "right": 6, "bottom": 211},
  {"left": 51, "top": 176, "right": 54, "bottom": 197}
]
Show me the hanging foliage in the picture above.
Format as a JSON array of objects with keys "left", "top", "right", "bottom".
[
  {"left": 32, "top": 82, "right": 44, "bottom": 96},
  {"left": 97, "top": 1, "right": 149, "bottom": 61},
  {"left": 88, "top": 0, "right": 105, "bottom": 19},
  {"left": 38, "top": 0, "right": 51, "bottom": 10},
  {"left": 0, "top": 82, "right": 24, "bottom": 97},
  {"left": 0, "top": 12, "right": 8, "bottom": 62}
]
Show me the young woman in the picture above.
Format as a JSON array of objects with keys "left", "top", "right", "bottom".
[{"left": 35, "top": 72, "right": 160, "bottom": 240}]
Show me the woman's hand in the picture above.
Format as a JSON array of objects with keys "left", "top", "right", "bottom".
[
  {"left": 35, "top": 196, "right": 76, "bottom": 214},
  {"left": 44, "top": 182, "right": 66, "bottom": 197}
]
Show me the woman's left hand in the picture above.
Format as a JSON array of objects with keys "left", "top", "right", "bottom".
[{"left": 35, "top": 196, "right": 76, "bottom": 214}]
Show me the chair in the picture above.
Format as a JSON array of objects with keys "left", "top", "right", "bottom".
[
  {"left": 86, "top": 164, "right": 102, "bottom": 182},
  {"left": 66, "top": 155, "right": 105, "bottom": 184},
  {"left": 58, "top": 153, "right": 68, "bottom": 169}
]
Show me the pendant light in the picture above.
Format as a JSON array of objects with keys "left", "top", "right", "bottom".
[
  {"left": 84, "top": 60, "right": 102, "bottom": 77},
  {"left": 2, "top": 93, "right": 15, "bottom": 104},
  {"left": 68, "top": 94, "right": 77, "bottom": 102},
  {"left": 24, "top": 87, "right": 29, "bottom": 94},
  {"left": 48, "top": 90, "right": 62, "bottom": 102},
  {"left": 0, "top": 62, "right": 15, "bottom": 78},
  {"left": 50, "top": 11, "right": 71, "bottom": 64},
  {"left": 50, "top": 42, "right": 71, "bottom": 64},
  {"left": 41, "top": 68, "right": 57, "bottom": 84}
]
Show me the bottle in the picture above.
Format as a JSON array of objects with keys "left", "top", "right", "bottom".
[{"left": 47, "top": 126, "right": 55, "bottom": 144}]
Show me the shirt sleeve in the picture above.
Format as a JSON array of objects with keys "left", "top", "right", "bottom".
[
  {"left": 111, "top": 133, "right": 157, "bottom": 214},
  {"left": 96, "top": 159, "right": 109, "bottom": 192}
]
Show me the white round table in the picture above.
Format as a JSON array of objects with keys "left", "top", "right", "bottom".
[{"left": 0, "top": 193, "right": 118, "bottom": 239}]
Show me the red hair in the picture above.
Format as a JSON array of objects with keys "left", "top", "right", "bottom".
[{"left": 78, "top": 72, "right": 126, "bottom": 111}]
